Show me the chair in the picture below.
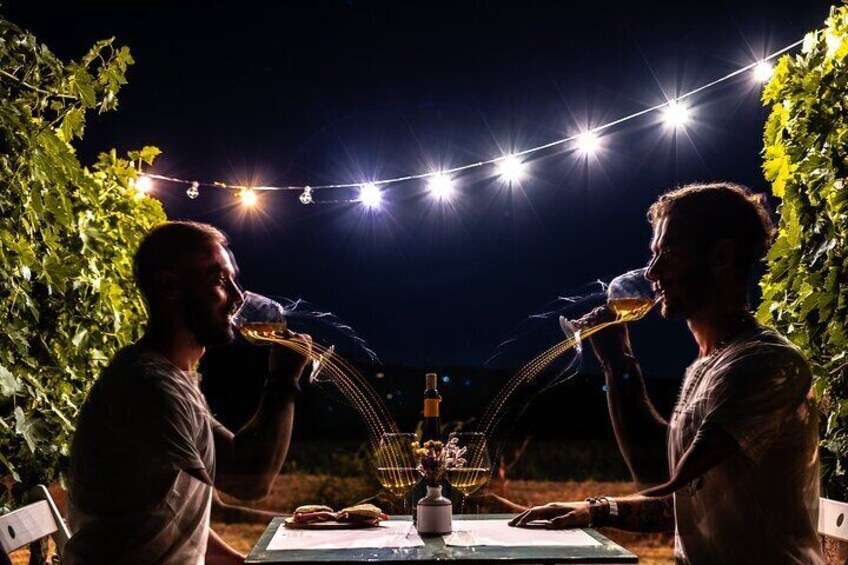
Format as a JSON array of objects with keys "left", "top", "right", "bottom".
[{"left": 0, "top": 485, "right": 70, "bottom": 564}]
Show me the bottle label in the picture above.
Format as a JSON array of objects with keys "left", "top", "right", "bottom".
[{"left": 424, "top": 398, "right": 440, "bottom": 418}]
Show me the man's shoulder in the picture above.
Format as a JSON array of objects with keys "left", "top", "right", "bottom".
[
  {"left": 93, "top": 343, "right": 191, "bottom": 401},
  {"left": 713, "top": 325, "right": 811, "bottom": 385}
]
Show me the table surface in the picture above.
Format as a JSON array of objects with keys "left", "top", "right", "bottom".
[{"left": 245, "top": 514, "right": 638, "bottom": 564}]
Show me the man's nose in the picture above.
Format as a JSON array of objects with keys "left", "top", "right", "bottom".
[
  {"left": 645, "top": 257, "right": 660, "bottom": 282},
  {"left": 231, "top": 282, "right": 245, "bottom": 311}
]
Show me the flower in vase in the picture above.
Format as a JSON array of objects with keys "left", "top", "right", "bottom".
[{"left": 412, "top": 437, "right": 468, "bottom": 486}]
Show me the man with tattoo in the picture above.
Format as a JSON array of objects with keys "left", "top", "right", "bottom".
[{"left": 511, "top": 183, "right": 823, "bottom": 564}]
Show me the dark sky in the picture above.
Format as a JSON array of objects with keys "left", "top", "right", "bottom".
[{"left": 5, "top": 1, "right": 834, "bottom": 376}]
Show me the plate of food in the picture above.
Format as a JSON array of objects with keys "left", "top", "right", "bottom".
[{"left": 284, "top": 504, "right": 389, "bottom": 529}]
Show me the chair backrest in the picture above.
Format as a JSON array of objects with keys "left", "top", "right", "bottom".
[{"left": 0, "top": 485, "right": 70, "bottom": 559}]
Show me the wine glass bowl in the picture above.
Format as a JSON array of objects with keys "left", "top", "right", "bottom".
[
  {"left": 606, "top": 268, "right": 657, "bottom": 323},
  {"left": 232, "top": 291, "right": 334, "bottom": 382},
  {"left": 375, "top": 432, "right": 418, "bottom": 511},
  {"left": 232, "top": 291, "right": 287, "bottom": 340},
  {"left": 559, "top": 268, "right": 658, "bottom": 341},
  {"left": 447, "top": 432, "right": 491, "bottom": 497}
]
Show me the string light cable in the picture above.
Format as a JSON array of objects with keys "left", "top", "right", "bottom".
[{"left": 137, "top": 38, "right": 804, "bottom": 205}]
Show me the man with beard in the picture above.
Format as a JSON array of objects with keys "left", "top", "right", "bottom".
[
  {"left": 511, "top": 183, "right": 823, "bottom": 564},
  {"left": 65, "top": 222, "right": 310, "bottom": 564}
]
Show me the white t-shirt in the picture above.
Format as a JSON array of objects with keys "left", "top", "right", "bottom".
[
  {"left": 668, "top": 325, "right": 823, "bottom": 564},
  {"left": 65, "top": 343, "right": 225, "bottom": 565}
]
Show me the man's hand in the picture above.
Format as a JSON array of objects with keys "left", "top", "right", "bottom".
[
  {"left": 508, "top": 501, "right": 592, "bottom": 529},
  {"left": 574, "top": 306, "right": 632, "bottom": 367},
  {"left": 269, "top": 331, "right": 312, "bottom": 386}
]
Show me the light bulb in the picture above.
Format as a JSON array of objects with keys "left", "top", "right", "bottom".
[
  {"left": 134, "top": 175, "right": 153, "bottom": 195},
  {"left": 359, "top": 183, "right": 382, "bottom": 209},
  {"left": 428, "top": 173, "right": 455, "bottom": 201},
  {"left": 240, "top": 188, "right": 258, "bottom": 207},
  {"left": 299, "top": 186, "right": 313, "bottom": 205},
  {"left": 496, "top": 155, "right": 526, "bottom": 184},
  {"left": 662, "top": 100, "right": 690, "bottom": 129},
  {"left": 753, "top": 61, "right": 773, "bottom": 83},
  {"left": 576, "top": 131, "right": 600, "bottom": 156}
]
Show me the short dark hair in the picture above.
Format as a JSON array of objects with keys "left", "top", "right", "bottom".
[
  {"left": 647, "top": 182, "right": 776, "bottom": 276},
  {"left": 133, "top": 221, "right": 229, "bottom": 306}
]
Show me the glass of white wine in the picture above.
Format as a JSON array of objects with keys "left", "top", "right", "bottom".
[
  {"left": 447, "top": 432, "right": 491, "bottom": 515},
  {"left": 232, "top": 291, "right": 332, "bottom": 382},
  {"left": 560, "top": 267, "right": 658, "bottom": 342},
  {"left": 374, "top": 432, "right": 418, "bottom": 515}
]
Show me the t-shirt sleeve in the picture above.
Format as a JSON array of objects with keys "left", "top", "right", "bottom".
[
  {"left": 137, "top": 373, "right": 212, "bottom": 479},
  {"left": 701, "top": 347, "right": 811, "bottom": 463}
]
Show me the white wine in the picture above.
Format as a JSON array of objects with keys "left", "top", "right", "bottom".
[
  {"left": 238, "top": 321, "right": 287, "bottom": 345},
  {"left": 608, "top": 297, "right": 655, "bottom": 323},
  {"left": 446, "top": 467, "right": 491, "bottom": 495},
  {"left": 376, "top": 467, "right": 418, "bottom": 495}
]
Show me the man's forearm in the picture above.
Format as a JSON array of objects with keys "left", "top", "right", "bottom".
[
  {"left": 206, "top": 528, "right": 245, "bottom": 565},
  {"left": 216, "top": 383, "right": 296, "bottom": 499},
  {"left": 603, "top": 355, "right": 669, "bottom": 488},
  {"left": 608, "top": 494, "right": 674, "bottom": 533}
]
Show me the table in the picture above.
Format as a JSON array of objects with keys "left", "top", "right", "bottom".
[{"left": 246, "top": 514, "right": 638, "bottom": 564}]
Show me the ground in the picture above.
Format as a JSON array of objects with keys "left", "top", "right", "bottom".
[{"left": 8, "top": 475, "right": 673, "bottom": 564}]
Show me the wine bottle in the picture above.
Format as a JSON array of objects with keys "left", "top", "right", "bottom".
[
  {"left": 422, "top": 372, "right": 441, "bottom": 441},
  {"left": 412, "top": 373, "right": 451, "bottom": 519}
]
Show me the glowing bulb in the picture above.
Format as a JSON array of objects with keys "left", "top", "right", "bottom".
[
  {"left": 753, "top": 61, "right": 773, "bottom": 83},
  {"left": 186, "top": 181, "right": 200, "bottom": 199},
  {"left": 240, "top": 188, "right": 258, "bottom": 207},
  {"left": 496, "top": 155, "right": 526, "bottom": 184},
  {"left": 359, "top": 183, "right": 382, "bottom": 209},
  {"left": 134, "top": 175, "right": 153, "bottom": 195},
  {"left": 662, "top": 100, "right": 690, "bottom": 129},
  {"left": 428, "top": 173, "right": 455, "bottom": 201},
  {"left": 576, "top": 131, "right": 600, "bottom": 156}
]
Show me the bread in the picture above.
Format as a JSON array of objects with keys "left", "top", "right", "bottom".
[
  {"left": 294, "top": 505, "right": 334, "bottom": 514},
  {"left": 337, "top": 504, "right": 389, "bottom": 525},
  {"left": 292, "top": 505, "right": 337, "bottom": 524}
]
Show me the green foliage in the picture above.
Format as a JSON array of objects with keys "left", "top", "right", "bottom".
[
  {"left": 759, "top": 4, "right": 848, "bottom": 499},
  {"left": 0, "top": 18, "right": 166, "bottom": 509}
]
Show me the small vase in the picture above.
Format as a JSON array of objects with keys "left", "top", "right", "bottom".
[{"left": 416, "top": 484, "right": 452, "bottom": 535}]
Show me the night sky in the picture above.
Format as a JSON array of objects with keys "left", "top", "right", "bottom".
[{"left": 5, "top": 1, "right": 834, "bottom": 377}]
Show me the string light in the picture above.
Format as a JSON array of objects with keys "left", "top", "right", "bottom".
[
  {"left": 359, "top": 183, "right": 382, "bottom": 208},
  {"left": 662, "top": 100, "right": 690, "bottom": 129},
  {"left": 496, "top": 155, "right": 526, "bottom": 184},
  {"left": 137, "top": 38, "right": 804, "bottom": 205},
  {"left": 575, "top": 131, "right": 600, "bottom": 156},
  {"left": 428, "top": 173, "right": 455, "bottom": 201},
  {"left": 186, "top": 181, "right": 200, "bottom": 199},
  {"left": 753, "top": 60, "right": 774, "bottom": 82},
  {"left": 133, "top": 175, "right": 153, "bottom": 195},
  {"left": 239, "top": 188, "right": 258, "bottom": 207}
]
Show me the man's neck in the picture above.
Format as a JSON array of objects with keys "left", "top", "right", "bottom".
[
  {"left": 142, "top": 320, "right": 204, "bottom": 371},
  {"left": 687, "top": 301, "right": 753, "bottom": 358}
]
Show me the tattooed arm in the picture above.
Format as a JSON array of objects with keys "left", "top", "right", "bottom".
[
  {"left": 509, "top": 494, "right": 674, "bottom": 533},
  {"left": 611, "top": 495, "right": 675, "bottom": 532}
]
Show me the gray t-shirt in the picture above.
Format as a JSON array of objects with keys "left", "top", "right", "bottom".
[
  {"left": 668, "top": 325, "right": 823, "bottom": 564},
  {"left": 65, "top": 343, "right": 224, "bottom": 565}
]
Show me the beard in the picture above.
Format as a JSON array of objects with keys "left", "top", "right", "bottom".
[
  {"left": 183, "top": 295, "right": 235, "bottom": 348},
  {"left": 659, "top": 263, "right": 712, "bottom": 320}
]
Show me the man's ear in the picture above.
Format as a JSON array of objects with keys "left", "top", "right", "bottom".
[
  {"left": 153, "top": 270, "right": 181, "bottom": 301},
  {"left": 710, "top": 239, "right": 736, "bottom": 275}
]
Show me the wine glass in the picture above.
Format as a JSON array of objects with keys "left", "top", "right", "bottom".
[
  {"left": 559, "top": 267, "right": 657, "bottom": 341},
  {"left": 232, "top": 291, "right": 332, "bottom": 382},
  {"left": 374, "top": 432, "right": 418, "bottom": 516},
  {"left": 447, "top": 432, "right": 492, "bottom": 515}
]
